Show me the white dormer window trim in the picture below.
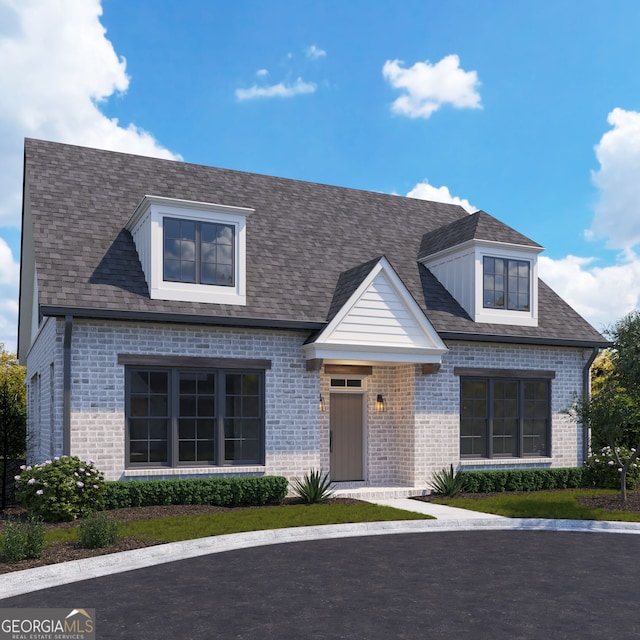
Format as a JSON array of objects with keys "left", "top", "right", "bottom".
[
  {"left": 473, "top": 241, "right": 540, "bottom": 327},
  {"left": 420, "top": 239, "right": 543, "bottom": 328},
  {"left": 126, "top": 195, "right": 254, "bottom": 305}
]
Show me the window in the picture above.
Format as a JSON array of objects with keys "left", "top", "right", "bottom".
[
  {"left": 460, "top": 377, "right": 550, "bottom": 458},
  {"left": 483, "top": 257, "right": 530, "bottom": 311},
  {"left": 126, "top": 195, "right": 253, "bottom": 305},
  {"left": 330, "top": 378, "right": 363, "bottom": 388},
  {"left": 163, "top": 218, "right": 235, "bottom": 287},
  {"left": 126, "top": 367, "right": 264, "bottom": 467}
]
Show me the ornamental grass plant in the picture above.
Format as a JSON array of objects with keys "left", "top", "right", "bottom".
[
  {"left": 291, "top": 469, "right": 335, "bottom": 504},
  {"left": 430, "top": 464, "right": 467, "bottom": 497}
]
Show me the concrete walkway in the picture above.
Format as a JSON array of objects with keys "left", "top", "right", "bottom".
[
  {"left": 369, "top": 497, "right": 508, "bottom": 520},
  {"left": 3, "top": 498, "right": 640, "bottom": 600}
]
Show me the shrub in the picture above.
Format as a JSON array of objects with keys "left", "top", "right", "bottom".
[
  {"left": 1, "top": 516, "right": 45, "bottom": 562},
  {"left": 15, "top": 456, "right": 105, "bottom": 521},
  {"left": 460, "top": 467, "right": 588, "bottom": 493},
  {"left": 78, "top": 512, "right": 120, "bottom": 549},
  {"left": 103, "top": 476, "right": 288, "bottom": 509},
  {"left": 291, "top": 469, "right": 334, "bottom": 504},
  {"left": 430, "top": 465, "right": 467, "bottom": 497},
  {"left": 585, "top": 446, "right": 640, "bottom": 489}
]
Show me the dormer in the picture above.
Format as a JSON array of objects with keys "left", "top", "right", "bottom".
[
  {"left": 126, "top": 195, "right": 253, "bottom": 305},
  {"left": 418, "top": 211, "right": 544, "bottom": 327}
]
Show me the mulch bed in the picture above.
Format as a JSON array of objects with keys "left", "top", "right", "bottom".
[{"left": 0, "top": 498, "right": 360, "bottom": 574}]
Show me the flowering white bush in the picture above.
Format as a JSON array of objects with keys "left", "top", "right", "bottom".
[
  {"left": 15, "top": 456, "right": 105, "bottom": 521},
  {"left": 585, "top": 446, "right": 640, "bottom": 489}
]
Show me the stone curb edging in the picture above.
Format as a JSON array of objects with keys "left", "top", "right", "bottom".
[{"left": 2, "top": 517, "right": 640, "bottom": 599}]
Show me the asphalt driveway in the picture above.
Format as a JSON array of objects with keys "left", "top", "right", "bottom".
[{"left": 2, "top": 530, "right": 638, "bottom": 639}]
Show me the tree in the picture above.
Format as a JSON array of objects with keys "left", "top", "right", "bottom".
[
  {"left": 0, "top": 344, "right": 26, "bottom": 510},
  {"left": 571, "top": 311, "right": 640, "bottom": 501},
  {"left": 590, "top": 349, "right": 615, "bottom": 397},
  {"left": 587, "top": 352, "right": 640, "bottom": 452},
  {"left": 605, "top": 311, "right": 640, "bottom": 500}
]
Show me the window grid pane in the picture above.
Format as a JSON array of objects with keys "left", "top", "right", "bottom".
[
  {"left": 128, "top": 370, "right": 169, "bottom": 465},
  {"left": 178, "top": 371, "right": 216, "bottom": 463},
  {"left": 460, "top": 380, "right": 488, "bottom": 457},
  {"left": 522, "top": 382, "right": 549, "bottom": 456},
  {"left": 224, "top": 373, "right": 261, "bottom": 462},
  {"left": 163, "top": 219, "right": 197, "bottom": 284}
]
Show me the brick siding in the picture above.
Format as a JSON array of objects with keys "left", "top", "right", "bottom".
[{"left": 26, "top": 321, "right": 590, "bottom": 487}]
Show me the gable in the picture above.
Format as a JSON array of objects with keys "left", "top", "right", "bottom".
[{"left": 304, "top": 257, "right": 447, "bottom": 364}]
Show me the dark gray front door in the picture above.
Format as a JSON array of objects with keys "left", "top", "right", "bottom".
[{"left": 330, "top": 393, "right": 364, "bottom": 481}]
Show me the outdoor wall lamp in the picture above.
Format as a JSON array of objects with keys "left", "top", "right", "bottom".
[
  {"left": 375, "top": 394, "right": 386, "bottom": 413},
  {"left": 319, "top": 395, "right": 326, "bottom": 412}
]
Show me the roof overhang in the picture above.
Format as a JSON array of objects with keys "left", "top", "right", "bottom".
[
  {"left": 302, "top": 343, "right": 446, "bottom": 366},
  {"left": 39, "top": 306, "right": 324, "bottom": 332},
  {"left": 439, "top": 331, "right": 611, "bottom": 349}
]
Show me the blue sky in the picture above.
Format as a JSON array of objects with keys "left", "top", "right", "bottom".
[{"left": 2, "top": 0, "right": 640, "bottom": 352}]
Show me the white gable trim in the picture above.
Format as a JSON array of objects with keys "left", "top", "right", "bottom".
[{"left": 304, "top": 257, "right": 447, "bottom": 365}]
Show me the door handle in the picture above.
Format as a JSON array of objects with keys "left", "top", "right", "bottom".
[{"left": 330, "top": 430, "right": 333, "bottom": 453}]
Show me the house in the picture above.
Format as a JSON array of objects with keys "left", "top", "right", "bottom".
[{"left": 18, "top": 139, "right": 608, "bottom": 494}]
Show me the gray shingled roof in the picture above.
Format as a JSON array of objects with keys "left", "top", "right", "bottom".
[
  {"left": 418, "top": 210, "right": 543, "bottom": 259},
  {"left": 22, "top": 139, "right": 607, "bottom": 347},
  {"left": 325, "top": 257, "right": 383, "bottom": 324}
]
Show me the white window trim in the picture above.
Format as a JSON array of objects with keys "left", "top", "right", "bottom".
[
  {"left": 473, "top": 243, "right": 539, "bottom": 327},
  {"left": 127, "top": 195, "right": 254, "bottom": 306},
  {"left": 420, "top": 239, "right": 543, "bottom": 328}
]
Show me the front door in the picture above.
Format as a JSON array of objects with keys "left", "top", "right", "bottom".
[{"left": 330, "top": 393, "right": 364, "bottom": 481}]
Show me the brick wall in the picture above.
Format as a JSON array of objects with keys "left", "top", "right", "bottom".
[
  {"left": 43, "top": 320, "right": 320, "bottom": 481},
  {"left": 25, "top": 316, "right": 62, "bottom": 463},
  {"left": 416, "top": 341, "right": 590, "bottom": 489},
  {"left": 26, "top": 318, "right": 591, "bottom": 488}
]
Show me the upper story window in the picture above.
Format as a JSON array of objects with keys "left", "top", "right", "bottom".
[
  {"left": 126, "top": 196, "right": 253, "bottom": 306},
  {"left": 483, "top": 257, "right": 530, "bottom": 312},
  {"left": 163, "top": 218, "right": 235, "bottom": 287}
]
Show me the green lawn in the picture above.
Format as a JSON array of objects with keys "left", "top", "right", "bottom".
[
  {"left": 434, "top": 489, "right": 640, "bottom": 521},
  {"left": 46, "top": 502, "right": 432, "bottom": 546}
]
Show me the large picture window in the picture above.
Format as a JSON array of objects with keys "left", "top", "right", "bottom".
[
  {"left": 163, "top": 217, "right": 235, "bottom": 287},
  {"left": 483, "top": 257, "right": 530, "bottom": 311},
  {"left": 460, "top": 377, "right": 550, "bottom": 458},
  {"left": 126, "top": 367, "right": 264, "bottom": 467}
]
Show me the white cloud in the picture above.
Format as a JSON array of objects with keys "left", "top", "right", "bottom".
[
  {"left": 407, "top": 180, "right": 478, "bottom": 213},
  {"left": 539, "top": 253, "right": 640, "bottom": 331},
  {"left": 0, "top": 0, "right": 180, "bottom": 229},
  {"left": 382, "top": 54, "right": 481, "bottom": 119},
  {"left": 306, "top": 45, "right": 326, "bottom": 60},
  {"left": 0, "top": 0, "right": 180, "bottom": 351},
  {"left": 256, "top": 69, "right": 269, "bottom": 77},
  {"left": 0, "top": 237, "right": 19, "bottom": 353},
  {"left": 235, "top": 78, "right": 317, "bottom": 101},
  {"left": 543, "top": 108, "right": 640, "bottom": 332},
  {"left": 589, "top": 108, "right": 640, "bottom": 250}
]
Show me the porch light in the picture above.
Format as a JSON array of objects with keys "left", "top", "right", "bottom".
[
  {"left": 375, "top": 394, "right": 386, "bottom": 413},
  {"left": 319, "top": 395, "right": 326, "bottom": 412}
]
